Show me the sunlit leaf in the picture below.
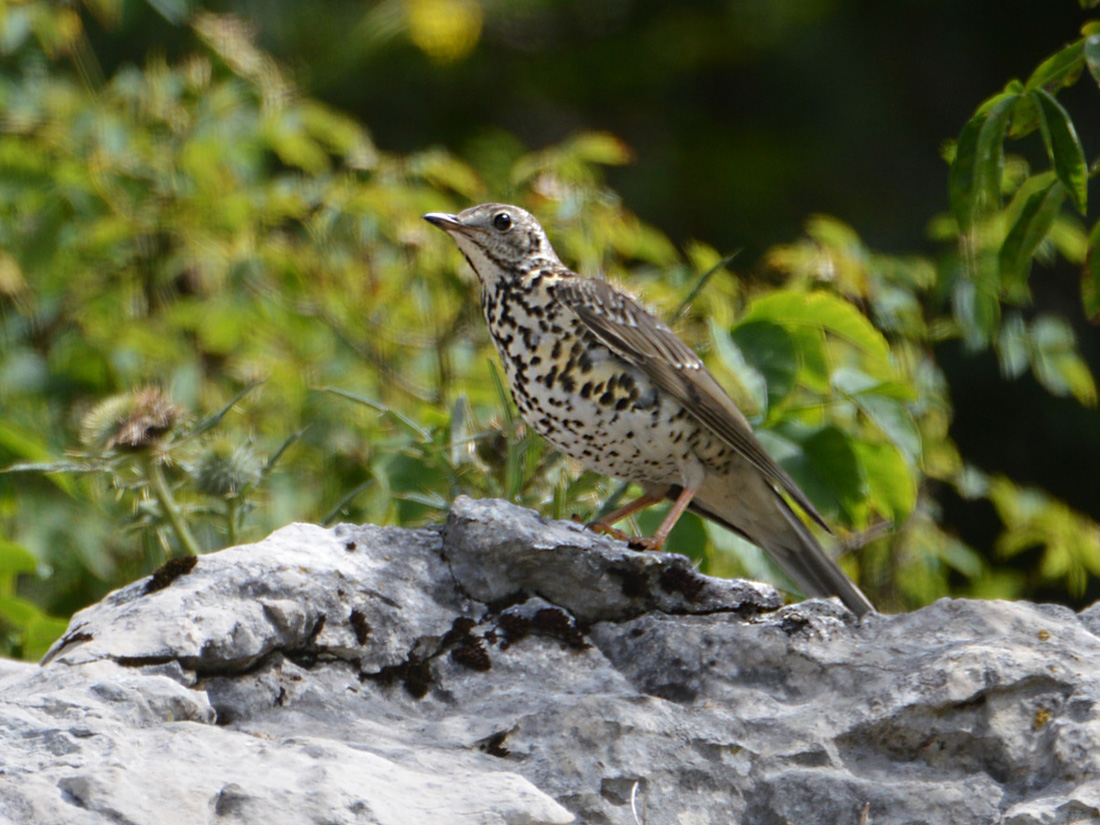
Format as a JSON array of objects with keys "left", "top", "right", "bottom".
[
  {"left": 406, "top": 0, "right": 483, "bottom": 63},
  {"left": 1032, "top": 88, "right": 1087, "bottom": 213},
  {"left": 995, "top": 313, "right": 1029, "bottom": 379},
  {"left": 408, "top": 148, "right": 483, "bottom": 199},
  {"left": 832, "top": 370, "right": 921, "bottom": 465},
  {"left": 763, "top": 424, "right": 864, "bottom": 524},
  {"left": 1084, "top": 34, "right": 1100, "bottom": 86},
  {"left": 1084, "top": 218, "right": 1100, "bottom": 321},
  {"left": 0, "top": 595, "right": 39, "bottom": 626},
  {"left": 948, "top": 91, "right": 1017, "bottom": 231},
  {"left": 999, "top": 177, "right": 1066, "bottom": 287},
  {"left": 852, "top": 441, "right": 917, "bottom": 521},
  {"left": 323, "top": 388, "right": 432, "bottom": 442},
  {"left": 1028, "top": 315, "right": 1098, "bottom": 405},
  {"left": 147, "top": 0, "right": 192, "bottom": 25},
  {"left": 741, "top": 290, "right": 892, "bottom": 376},
  {"left": 729, "top": 320, "right": 798, "bottom": 414},
  {"left": 21, "top": 613, "right": 70, "bottom": 661},
  {"left": 1024, "top": 39, "right": 1085, "bottom": 93},
  {"left": 565, "top": 132, "right": 635, "bottom": 167},
  {"left": 709, "top": 319, "right": 767, "bottom": 417},
  {"left": 0, "top": 540, "right": 38, "bottom": 577}
]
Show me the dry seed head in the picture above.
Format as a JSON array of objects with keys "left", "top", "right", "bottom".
[{"left": 80, "top": 388, "right": 184, "bottom": 453}]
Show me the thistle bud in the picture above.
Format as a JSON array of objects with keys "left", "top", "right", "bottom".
[
  {"left": 192, "top": 441, "right": 260, "bottom": 498},
  {"left": 80, "top": 388, "right": 183, "bottom": 453}
]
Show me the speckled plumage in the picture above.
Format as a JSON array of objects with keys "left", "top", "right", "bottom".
[{"left": 424, "top": 203, "right": 874, "bottom": 617}]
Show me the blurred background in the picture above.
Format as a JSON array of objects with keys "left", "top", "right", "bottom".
[{"left": 2, "top": 0, "right": 1098, "bottom": 657}]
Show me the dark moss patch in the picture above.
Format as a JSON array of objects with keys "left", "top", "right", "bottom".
[
  {"left": 532, "top": 607, "right": 589, "bottom": 650},
  {"left": 485, "top": 590, "right": 530, "bottom": 614},
  {"left": 349, "top": 609, "right": 372, "bottom": 645},
  {"left": 451, "top": 637, "right": 491, "bottom": 672},
  {"left": 478, "top": 730, "right": 511, "bottom": 758},
  {"left": 610, "top": 564, "right": 649, "bottom": 599},
  {"left": 658, "top": 564, "right": 706, "bottom": 602},
  {"left": 144, "top": 556, "right": 198, "bottom": 594},
  {"left": 495, "top": 612, "right": 532, "bottom": 648},
  {"left": 367, "top": 655, "right": 433, "bottom": 699}
]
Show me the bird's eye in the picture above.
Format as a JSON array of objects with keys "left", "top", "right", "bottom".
[{"left": 492, "top": 212, "right": 513, "bottom": 231}]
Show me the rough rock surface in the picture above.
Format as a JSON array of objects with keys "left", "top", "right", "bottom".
[{"left": 2, "top": 496, "right": 1099, "bottom": 825}]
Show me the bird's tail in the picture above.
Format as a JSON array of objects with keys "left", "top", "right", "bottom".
[{"left": 687, "top": 480, "right": 875, "bottom": 617}]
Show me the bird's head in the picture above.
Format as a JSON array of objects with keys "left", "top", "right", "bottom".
[{"left": 423, "top": 203, "right": 562, "bottom": 286}]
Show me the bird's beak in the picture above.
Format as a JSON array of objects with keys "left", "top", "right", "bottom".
[{"left": 423, "top": 212, "right": 463, "bottom": 232}]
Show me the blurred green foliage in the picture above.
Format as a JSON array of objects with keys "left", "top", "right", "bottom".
[{"left": 0, "top": 0, "right": 1098, "bottom": 658}]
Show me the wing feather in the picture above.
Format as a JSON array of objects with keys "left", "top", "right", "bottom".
[{"left": 552, "top": 276, "right": 830, "bottom": 532}]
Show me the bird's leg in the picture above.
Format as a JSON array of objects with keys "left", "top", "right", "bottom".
[
  {"left": 585, "top": 492, "right": 665, "bottom": 543},
  {"left": 631, "top": 485, "right": 697, "bottom": 552}
]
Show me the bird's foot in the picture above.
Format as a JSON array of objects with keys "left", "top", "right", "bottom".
[
  {"left": 625, "top": 535, "right": 666, "bottom": 552},
  {"left": 582, "top": 519, "right": 637, "bottom": 545},
  {"left": 582, "top": 519, "right": 666, "bottom": 552}
]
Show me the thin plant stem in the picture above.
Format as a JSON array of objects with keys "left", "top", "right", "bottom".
[
  {"left": 143, "top": 455, "right": 202, "bottom": 557},
  {"left": 226, "top": 497, "right": 239, "bottom": 547}
]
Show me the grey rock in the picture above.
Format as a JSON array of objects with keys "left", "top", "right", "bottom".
[{"left": 1, "top": 495, "right": 1098, "bottom": 825}]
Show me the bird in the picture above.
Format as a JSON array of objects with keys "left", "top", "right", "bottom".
[{"left": 423, "top": 203, "right": 875, "bottom": 617}]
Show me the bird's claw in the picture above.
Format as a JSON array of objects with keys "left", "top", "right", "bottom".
[
  {"left": 584, "top": 520, "right": 635, "bottom": 544},
  {"left": 627, "top": 536, "right": 665, "bottom": 552},
  {"left": 584, "top": 520, "right": 665, "bottom": 552}
]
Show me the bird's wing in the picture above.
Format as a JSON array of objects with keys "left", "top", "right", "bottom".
[{"left": 552, "top": 275, "right": 830, "bottom": 532}]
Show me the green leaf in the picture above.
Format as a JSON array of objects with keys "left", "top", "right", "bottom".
[
  {"left": 187, "top": 382, "right": 265, "bottom": 441},
  {"left": 853, "top": 395, "right": 922, "bottom": 467},
  {"left": 567, "top": 132, "right": 635, "bottom": 166},
  {"left": 728, "top": 320, "right": 798, "bottom": 415},
  {"left": 952, "top": 275, "right": 1002, "bottom": 349},
  {"left": 852, "top": 441, "right": 917, "bottom": 521},
  {"left": 322, "top": 388, "right": 432, "bottom": 442},
  {"left": 1024, "top": 40, "right": 1085, "bottom": 93},
  {"left": 0, "top": 595, "right": 38, "bottom": 626},
  {"left": 1007, "top": 94, "right": 1040, "bottom": 140},
  {"left": 828, "top": 367, "right": 918, "bottom": 402},
  {"left": 949, "top": 92, "right": 1018, "bottom": 231},
  {"left": 709, "top": 319, "right": 767, "bottom": 417},
  {"left": 787, "top": 325, "right": 830, "bottom": 394},
  {"left": 742, "top": 291, "right": 892, "bottom": 376},
  {"left": 21, "top": 614, "right": 70, "bottom": 662},
  {"left": 1085, "top": 34, "right": 1100, "bottom": 86},
  {"left": 798, "top": 425, "right": 865, "bottom": 523},
  {"left": 1028, "top": 316, "right": 1098, "bottom": 405},
  {"left": 2, "top": 461, "right": 101, "bottom": 474},
  {"left": 0, "top": 421, "right": 76, "bottom": 495},
  {"left": 999, "top": 178, "right": 1066, "bottom": 286},
  {"left": 831, "top": 369, "right": 922, "bottom": 465},
  {"left": 147, "top": 0, "right": 191, "bottom": 24},
  {"left": 1032, "top": 88, "right": 1087, "bottom": 213},
  {"left": 408, "top": 148, "right": 484, "bottom": 199},
  {"left": 1084, "top": 218, "right": 1100, "bottom": 321},
  {"left": 672, "top": 250, "right": 739, "bottom": 322},
  {"left": 762, "top": 424, "right": 864, "bottom": 523},
  {"left": 996, "top": 313, "right": 1029, "bottom": 379},
  {"left": 0, "top": 540, "right": 38, "bottom": 576}
]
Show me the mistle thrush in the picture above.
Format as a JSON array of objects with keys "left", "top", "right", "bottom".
[{"left": 424, "top": 203, "right": 875, "bottom": 617}]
